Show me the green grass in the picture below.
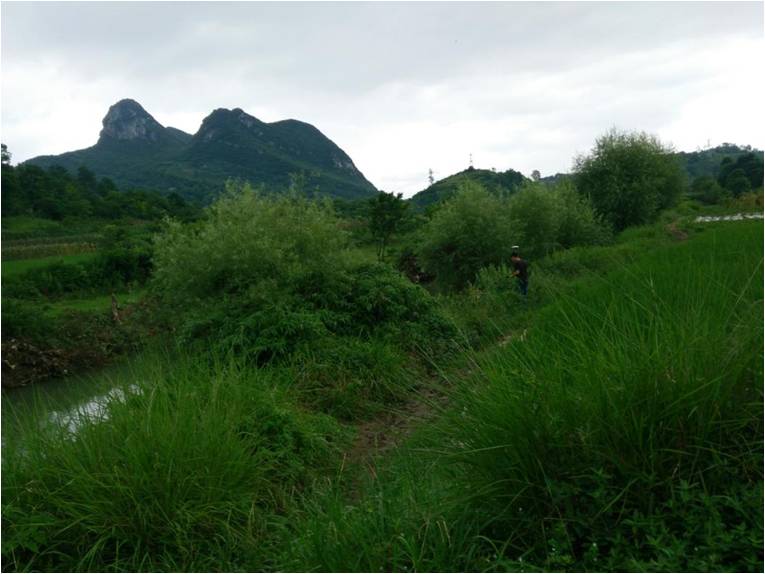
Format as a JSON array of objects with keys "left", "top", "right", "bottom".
[
  {"left": 1, "top": 253, "right": 98, "bottom": 279},
  {"left": 438, "top": 220, "right": 763, "bottom": 571},
  {"left": 41, "top": 289, "right": 145, "bottom": 317},
  {"left": 274, "top": 220, "right": 763, "bottom": 572},
  {"left": 2, "top": 218, "right": 762, "bottom": 572},
  {"left": 1, "top": 351, "right": 349, "bottom": 572}
]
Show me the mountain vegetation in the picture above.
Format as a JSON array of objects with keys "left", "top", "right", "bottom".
[
  {"left": 408, "top": 166, "right": 527, "bottom": 210},
  {"left": 2, "top": 125, "right": 762, "bottom": 573},
  {"left": 23, "top": 99, "right": 378, "bottom": 203},
  {"left": 676, "top": 142, "right": 763, "bottom": 180}
]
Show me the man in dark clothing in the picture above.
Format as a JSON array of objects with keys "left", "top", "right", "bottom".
[{"left": 511, "top": 248, "right": 529, "bottom": 296}]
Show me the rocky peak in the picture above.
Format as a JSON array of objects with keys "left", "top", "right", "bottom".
[
  {"left": 99, "top": 99, "right": 165, "bottom": 143},
  {"left": 197, "top": 107, "right": 265, "bottom": 141}
]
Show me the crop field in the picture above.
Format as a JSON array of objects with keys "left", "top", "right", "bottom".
[
  {"left": 1, "top": 252, "right": 99, "bottom": 278},
  {"left": 42, "top": 289, "right": 145, "bottom": 317}
]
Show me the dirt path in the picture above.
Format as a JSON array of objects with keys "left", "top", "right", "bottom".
[{"left": 344, "top": 383, "right": 449, "bottom": 476}]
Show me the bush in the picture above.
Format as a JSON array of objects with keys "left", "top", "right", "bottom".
[
  {"left": 509, "top": 181, "right": 610, "bottom": 258},
  {"left": 2, "top": 249, "right": 152, "bottom": 299},
  {"left": 574, "top": 129, "right": 686, "bottom": 231},
  {"left": 152, "top": 183, "right": 453, "bottom": 359},
  {"left": 416, "top": 181, "right": 519, "bottom": 290},
  {"left": 416, "top": 181, "right": 610, "bottom": 290},
  {"left": 1, "top": 298, "right": 56, "bottom": 342}
]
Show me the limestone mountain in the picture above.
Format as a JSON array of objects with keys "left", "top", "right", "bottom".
[{"left": 25, "top": 99, "right": 377, "bottom": 202}]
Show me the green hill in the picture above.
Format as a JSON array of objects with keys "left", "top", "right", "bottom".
[
  {"left": 675, "top": 143, "right": 763, "bottom": 180},
  {"left": 24, "top": 99, "right": 377, "bottom": 203},
  {"left": 409, "top": 167, "right": 527, "bottom": 210}
]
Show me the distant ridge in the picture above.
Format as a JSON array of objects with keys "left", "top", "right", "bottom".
[
  {"left": 25, "top": 99, "right": 378, "bottom": 202},
  {"left": 409, "top": 167, "right": 528, "bottom": 210}
]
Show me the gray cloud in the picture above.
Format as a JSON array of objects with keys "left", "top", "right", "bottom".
[{"left": 2, "top": 1, "right": 763, "bottom": 196}]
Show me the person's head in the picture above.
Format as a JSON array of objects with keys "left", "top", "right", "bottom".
[{"left": 511, "top": 246, "right": 520, "bottom": 260}]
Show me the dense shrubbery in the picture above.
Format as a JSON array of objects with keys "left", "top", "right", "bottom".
[
  {"left": 416, "top": 182, "right": 518, "bottom": 290},
  {"left": 152, "top": 183, "right": 454, "bottom": 359},
  {"left": 416, "top": 180, "right": 609, "bottom": 289},
  {"left": 2, "top": 248, "right": 153, "bottom": 299},
  {"left": 1, "top": 151, "right": 199, "bottom": 221},
  {"left": 574, "top": 129, "right": 685, "bottom": 231}
]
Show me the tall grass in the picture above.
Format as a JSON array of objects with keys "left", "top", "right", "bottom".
[
  {"left": 444, "top": 221, "right": 763, "bottom": 570},
  {"left": 2, "top": 352, "right": 348, "bottom": 572}
]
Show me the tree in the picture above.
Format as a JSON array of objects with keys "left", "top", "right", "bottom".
[
  {"left": 368, "top": 191, "right": 409, "bottom": 261},
  {"left": 573, "top": 129, "right": 685, "bottom": 231},
  {"left": 690, "top": 175, "right": 728, "bottom": 204},
  {"left": 417, "top": 181, "right": 518, "bottom": 289},
  {"left": 428, "top": 169, "right": 435, "bottom": 186},
  {"left": 724, "top": 168, "right": 752, "bottom": 196},
  {"left": 1, "top": 143, "right": 11, "bottom": 166},
  {"left": 531, "top": 169, "right": 541, "bottom": 181},
  {"left": 1, "top": 144, "right": 24, "bottom": 215}
]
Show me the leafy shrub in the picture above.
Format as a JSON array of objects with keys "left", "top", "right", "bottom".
[
  {"left": 2, "top": 249, "right": 152, "bottom": 299},
  {"left": 416, "top": 181, "right": 610, "bottom": 290},
  {"left": 1, "top": 298, "right": 56, "bottom": 342},
  {"left": 152, "top": 183, "right": 453, "bottom": 358},
  {"left": 509, "top": 181, "right": 610, "bottom": 258},
  {"left": 574, "top": 129, "right": 686, "bottom": 231},
  {"left": 416, "top": 181, "right": 519, "bottom": 290}
]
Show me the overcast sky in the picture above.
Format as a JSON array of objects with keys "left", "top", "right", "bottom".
[{"left": 1, "top": 1, "right": 763, "bottom": 196}]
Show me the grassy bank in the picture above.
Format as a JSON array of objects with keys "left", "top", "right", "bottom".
[{"left": 2, "top": 219, "right": 762, "bottom": 572}]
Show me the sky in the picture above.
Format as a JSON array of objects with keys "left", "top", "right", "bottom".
[{"left": 1, "top": 1, "right": 763, "bottom": 197}]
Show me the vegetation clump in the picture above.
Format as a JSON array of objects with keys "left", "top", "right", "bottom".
[{"left": 574, "top": 129, "right": 686, "bottom": 231}]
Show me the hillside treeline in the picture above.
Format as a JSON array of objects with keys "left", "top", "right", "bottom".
[{"left": 1, "top": 145, "right": 198, "bottom": 221}]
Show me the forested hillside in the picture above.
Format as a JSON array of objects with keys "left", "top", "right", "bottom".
[{"left": 23, "top": 99, "right": 378, "bottom": 203}]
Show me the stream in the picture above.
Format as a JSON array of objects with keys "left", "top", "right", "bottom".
[{"left": 1, "top": 360, "right": 143, "bottom": 445}]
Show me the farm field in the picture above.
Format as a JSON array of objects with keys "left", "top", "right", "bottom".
[{"left": 1, "top": 253, "right": 98, "bottom": 278}]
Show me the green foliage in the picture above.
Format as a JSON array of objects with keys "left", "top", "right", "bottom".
[
  {"left": 690, "top": 175, "right": 729, "bottom": 204},
  {"left": 675, "top": 143, "right": 762, "bottom": 180},
  {"left": 1, "top": 155, "right": 200, "bottom": 221},
  {"left": 3, "top": 249, "right": 152, "bottom": 299},
  {"left": 1, "top": 355, "right": 347, "bottom": 572},
  {"left": 574, "top": 129, "right": 686, "bottom": 231},
  {"left": 416, "top": 180, "right": 609, "bottom": 289},
  {"left": 289, "top": 336, "right": 420, "bottom": 420},
  {"left": 509, "top": 180, "right": 611, "bottom": 258},
  {"left": 416, "top": 181, "right": 519, "bottom": 290},
  {"left": 409, "top": 167, "right": 526, "bottom": 211},
  {"left": 368, "top": 191, "right": 409, "bottom": 260},
  {"left": 152, "top": 183, "right": 453, "bottom": 359},
  {"left": 1, "top": 298, "right": 56, "bottom": 341},
  {"left": 443, "top": 221, "right": 763, "bottom": 570},
  {"left": 724, "top": 167, "right": 753, "bottom": 196},
  {"left": 718, "top": 151, "right": 764, "bottom": 193}
]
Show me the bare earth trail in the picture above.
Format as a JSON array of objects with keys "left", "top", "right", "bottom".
[{"left": 343, "top": 327, "right": 531, "bottom": 483}]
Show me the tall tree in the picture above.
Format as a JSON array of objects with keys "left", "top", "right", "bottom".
[
  {"left": 368, "top": 191, "right": 409, "bottom": 261},
  {"left": 573, "top": 129, "right": 685, "bottom": 231}
]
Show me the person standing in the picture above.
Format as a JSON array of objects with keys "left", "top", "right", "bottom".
[{"left": 510, "top": 247, "right": 529, "bottom": 297}]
